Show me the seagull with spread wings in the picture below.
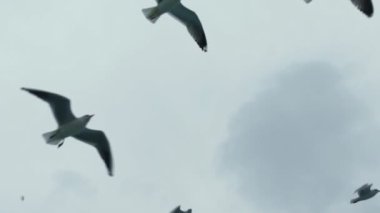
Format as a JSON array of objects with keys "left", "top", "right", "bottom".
[
  {"left": 142, "top": 0, "right": 207, "bottom": 52},
  {"left": 351, "top": 183, "right": 380, "bottom": 203},
  {"left": 304, "top": 0, "right": 374, "bottom": 17},
  {"left": 22, "top": 87, "right": 114, "bottom": 176}
]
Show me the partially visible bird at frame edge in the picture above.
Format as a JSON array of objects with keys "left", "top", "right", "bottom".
[
  {"left": 142, "top": 0, "right": 207, "bottom": 52},
  {"left": 304, "top": 0, "right": 374, "bottom": 17},
  {"left": 170, "top": 205, "right": 192, "bottom": 213},
  {"left": 351, "top": 183, "right": 380, "bottom": 203}
]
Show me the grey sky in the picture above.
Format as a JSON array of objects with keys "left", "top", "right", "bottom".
[
  {"left": 222, "top": 63, "right": 380, "bottom": 213},
  {"left": 1, "top": 0, "right": 380, "bottom": 212}
]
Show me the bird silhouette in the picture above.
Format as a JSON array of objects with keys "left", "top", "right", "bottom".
[
  {"left": 22, "top": 87, "right": 114, "bottom": 176},
  {"left": 170, "top": 205, "right": 192, "bottom": 213},
  {"left": 351, "top": 183, "right": 380, "bottom": 203}
]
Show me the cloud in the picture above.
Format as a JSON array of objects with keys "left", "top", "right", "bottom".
[
  {"left": 51, "top": 171, "right": 97, "bottom": 196},
  {"left": 38, "top": 171, "right": 98, "bottom": 213},
  {"left": 222, "top": 62, "right": 380, "bottom": 213}
]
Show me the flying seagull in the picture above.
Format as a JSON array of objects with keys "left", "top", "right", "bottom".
[
  {"left": 22, "top": 87, "right": 114, "bottom": 176},
  {"left": 142, "top": 0, "right": 207, "bottom": 52},
  {"left": 170, "top": 205, "right": 192, "bottom": 213},
  {"left": 351, "top": 183, "right": 380, "bottom": 203},
  {"left": 304, "top": 0, "right": 374, "bottom": 17}
]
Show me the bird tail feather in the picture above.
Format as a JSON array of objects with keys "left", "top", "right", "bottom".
[
  {"left": 42, "top": 130, "right": 61, "bottom": 145},
  {"left": 350, "top": 198, "right": 359, "bottom": 204},
  {"left": 142, "top": 7, "right": 160, "bottom": 23}
]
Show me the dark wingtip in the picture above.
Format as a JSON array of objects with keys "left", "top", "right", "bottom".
[
  {"left": 365, "top": 11, "right": 374, "bottom": 18},
  {"left": 362, "top": 7, "right": 374, "bottom": 17},
  {"left": 108, "top": 169, "right": 114, "bottom": 177},
  {"left": 21, "top": 87, "right": 35, "bottom": 93},
  {"left": 196, "top": 35, "right": 207, "bottom": 52},
  {"left": 198, "top": 43, "right": 207, "bottom": 52},
  {"left": 356, "top": 1, "right": 374, "bottom": 17}
]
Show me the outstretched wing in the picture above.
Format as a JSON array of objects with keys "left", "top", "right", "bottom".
[
  {"left": 170, "top": 206, "right": 181, "bottom": 213},
  {"left": 21, "top": 87, "right": 76, "bottom": 125},
  {"left": 169, "top": 4, "right": 207, "bottom": 52},
  {"left": 355, "top": 183, "right": 372, "bottom": 196},
  {"left": 73, "top": 129, "right": 114, "bottom": 176},
  {"left": 351, "top": 0, "right": 374, "bottom": 17}
]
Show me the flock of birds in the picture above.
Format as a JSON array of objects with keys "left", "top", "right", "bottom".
[{"left": 15, "top": 0, "right": 379, "bottom": 211}]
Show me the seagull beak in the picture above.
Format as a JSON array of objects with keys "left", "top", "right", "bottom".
[{"left": 90, "top": 114, "right": 95, "bottom": 118}]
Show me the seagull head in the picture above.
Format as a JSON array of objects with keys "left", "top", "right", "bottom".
[{"left": 83, "top": 114, "right": 95, "bottom": 121}]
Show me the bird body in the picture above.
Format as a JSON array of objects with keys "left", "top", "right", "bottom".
[
  {"left": 42, "top": 115, "right": 93, "bottom": 145},
  {"left": 155, "top": 0, "right": 180, "bottom": 15},
  {"left": 351, "top": 183, "right": 379, "bottom": 203},
  {"left": 22, "top": 87, "right": 114, "bottom": 176}
]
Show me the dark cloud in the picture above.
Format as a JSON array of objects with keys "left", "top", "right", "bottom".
[{"left": 222, "top": 62, "right": 380, "bottom": 212}]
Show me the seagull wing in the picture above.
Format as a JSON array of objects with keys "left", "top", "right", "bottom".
[
  {"left": 355, "top": 183, "right": 372, "bottom": 196},
  {"left": 73, "top": 129, "right": 114, "bottom": 176},
  {"left": 351, "top": 0, "right": 373, "bottom": 17},
  {"left": 304, "top": 0, "right": 312, "bottom": 3},
  {"left": 21, "top": 87, "right": 76, "bottom": 125},
  {"left": 170, "top": 206, "right": 181, "bottom": 213},
  {"left": 169, "top": 3, "right": 207, "bottom": 51}
]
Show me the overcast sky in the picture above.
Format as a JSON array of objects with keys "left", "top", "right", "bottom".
[{"left": 1, "top": 0, "right": 380, "bottom": 213}]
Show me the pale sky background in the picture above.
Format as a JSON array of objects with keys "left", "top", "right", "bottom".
[{"left": 1, "top": 0, "right": 380, "bottom": 213}]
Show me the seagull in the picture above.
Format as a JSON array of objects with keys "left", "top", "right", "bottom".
[
  {"left": 170, "top": 205, "right": 192, "bottom": 213},
  {"left": 351, "top": 183, "right": 380, "bottom": 203},
  {"left": 22, "top": 87, "right": 114, "bottom": 176},
  {"left": 142, "top": 0, "right": 207, "bottom": 52},
  {"left": 304, "top": 0, "right": 374, "bottom": 17}
]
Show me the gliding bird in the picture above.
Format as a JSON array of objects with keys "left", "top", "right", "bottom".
[
  {"left": 142, "top": 0, "right": 207, "bottom": 52},
  {"left": 22, "top": 87, "right": 114, "bottom": 176},
  {"left": 351, "top": 183, "right": 380, "bottom": 203}
]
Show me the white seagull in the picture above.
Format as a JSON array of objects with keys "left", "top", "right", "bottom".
[
  {"left": 351, "top": 183, "right": 380, "bottom": 203},
  {"left": 142, "top": 0, "right": 207, "bottom": 52},
  {"left": 304, "top": 0, "right": 374, "bottom": 17},
  {"left": 22, "top": 87, "right": 114, "bottom": 176},
  {"left": 170, "top": 205, "right": 192, "bottom": 213}
]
